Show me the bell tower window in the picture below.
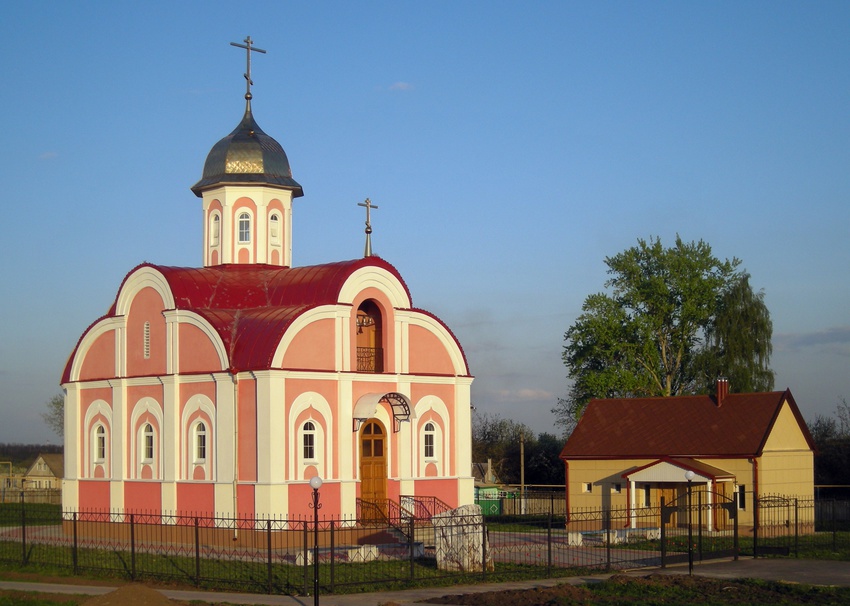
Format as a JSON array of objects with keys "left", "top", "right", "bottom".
[
  {"left": 210, "top": 214, "right": 220, "bottom": 246},
  {"left": 270, "top": 213, "right": 280, "bottom": 244},
  {"left": 355, "top": 300, "right": 384, "bottom": 372},
  {"left": 238, "top": 213, "right": 251, "bottom": 243}
]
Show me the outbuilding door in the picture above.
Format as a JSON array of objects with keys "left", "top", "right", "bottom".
[{"left": 359, "top": 420, "right": 387, "bottom": 507}]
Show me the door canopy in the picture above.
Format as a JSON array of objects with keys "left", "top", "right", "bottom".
[{"left": 353, "top": 392, "right": 411, "bottom": 433}]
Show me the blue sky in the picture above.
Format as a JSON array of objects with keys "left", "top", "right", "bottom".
[{"left": 1, "top": 2, "right": 848, "bottom": 443}]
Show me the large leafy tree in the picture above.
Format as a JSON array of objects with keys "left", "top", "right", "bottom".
[
  {"left": 41, "top": 394, "right": 64, "bottom": 438},
  {"left": 554, "top": 236, "right": 774, "bottom": 433}
]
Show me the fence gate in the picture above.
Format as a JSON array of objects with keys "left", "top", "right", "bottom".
[
  {"left": 754, "top": 495, "right": 794, "bottom": 556},
  {"left": 660, "top": 488, "right": 738, "bottom": 568}
]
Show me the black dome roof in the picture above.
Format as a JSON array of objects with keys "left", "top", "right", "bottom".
[{"left": 191, "top": 106, "right": 303, "bottom": 198}]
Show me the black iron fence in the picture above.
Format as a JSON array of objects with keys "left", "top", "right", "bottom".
[{"left": 0, "top": 495, "right": 847, "bottom": 596}]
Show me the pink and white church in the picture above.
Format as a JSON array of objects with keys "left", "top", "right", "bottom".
[{"left": 61, "top": 45, "right": 474, "bottom": 520}]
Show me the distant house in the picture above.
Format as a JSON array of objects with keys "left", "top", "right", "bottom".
[
  {"left": 24, "top": 454, "right": 64, "bottom": 490},
  {"left": 559, "top": 379, "right": 815, "bottom": 529}
]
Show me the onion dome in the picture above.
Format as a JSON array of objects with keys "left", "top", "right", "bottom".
[{"left": 191, "top": 105, "right": 303, "bottom": 198}]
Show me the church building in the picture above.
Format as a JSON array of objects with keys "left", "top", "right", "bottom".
[{"left": 61, "top": 39, "right": 474, "bottom": 520}]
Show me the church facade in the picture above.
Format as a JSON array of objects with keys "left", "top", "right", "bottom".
[{"left": 61, "top": 47, "right": 474, "bottom": 519}]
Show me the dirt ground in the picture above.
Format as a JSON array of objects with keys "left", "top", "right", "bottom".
[{"left": 421, "top": 573, "right": 845, "bottom": 605}]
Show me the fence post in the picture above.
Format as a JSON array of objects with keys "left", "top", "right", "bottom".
[
  {"left": 733, "top": 499, "right": 739, "bottom": 561},
  {"left": 408, "top": 515, "right": 415, "bottom": 581},
  {"left": 660, "top": 496, "right": 666, "bottom": 569},
  {"left": 194, "top": 517, "right": 200, "bottom": 587},
  {"left": 266, "top": 519, "right": 273, "bottom": 594},
  {"left": 330, "top": 519, "right": 336, "bottom": 594},
  {"left": 303, "top": 520, "right": 309, "bottom": 596},
  {"left": 752, "top": 495, "right": 759, "bottom": 558},
  {"left": 604, "top": 508, "right": 611, "bottom": 572},
  {"left": 546, "top": 506, "right": 553, "bottom": 578},
  {"left": 794, "top": 498, "right": 799, "bottom": 558},
  {"left": 72, "top": 512, "right": 79, "bottom": 574},
  {"left": 130, "top": 513, "right": 136, "bottom": 581},
  {"left": 481, "top": 515, "right": 488, "bottom": 579},
  {"left": 20, "top": 490, "right": 27, "bottom": 566},
  {"left": 832, "top": 500, "right": 837, "bottom": 552},
  {"left": 697, "top": 490, "right": 703, "bottom": 563}
]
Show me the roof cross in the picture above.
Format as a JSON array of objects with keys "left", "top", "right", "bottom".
[
  {"left": 358, "top": 198, "right": 379, "bottom": 257},
  {"left": 230, "top": 36, "right": 267, "bottom": 102}
]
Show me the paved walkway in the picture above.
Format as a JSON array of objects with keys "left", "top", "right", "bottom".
[{"left": 1, "top": 558, "right": 849, "bottom": 605}]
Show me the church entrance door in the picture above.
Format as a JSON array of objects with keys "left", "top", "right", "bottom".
[{"left": 359, "top": 419, "right": 388, "bottom": 518}]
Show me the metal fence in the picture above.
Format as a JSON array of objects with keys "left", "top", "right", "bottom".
[{"left": 0, "top": 496, "right": 846, "bottom": 596}]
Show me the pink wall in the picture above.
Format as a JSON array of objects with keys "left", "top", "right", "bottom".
[
  {"left": 79, "top": 331, "right": 116, "bottom": 381},
  {"left": 179, "top": 324, "right": 223, "bottom": 373},
  {"left": 282, "top": 319, "right": 335, "bottom": 370},
  {"left": 78, "top": 480, "right": 111, "bottom": 511},
  {"left": 177, "top": 483, "right": 216, "bottom": 516},
  {"left": 126, "top": 287, "right": 167, "bottom": 377},
  {"left": 414, "top": 479, "right": 458, "bottom": 508},
  {"left": 125, "top": 481, "right": 162, "bottom": 513},
  {"left": 238, "top": 379, "right": 257, "bottom": 482},
  {"left": 408, "top": 325, "right": 455, "bottom": 375}
]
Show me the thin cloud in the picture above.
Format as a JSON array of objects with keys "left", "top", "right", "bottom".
[
  {"left": 388, "top": 81, "right": 413, "bottom": 92},
  {"left": 39, "top": 151, "right": 58, "bottom": 160},
  {"left": 495, "top": 388, "right": 555, "bottom": 402},
  {"left": 775, "top": 326, "right": 850, "bottom": 355}
]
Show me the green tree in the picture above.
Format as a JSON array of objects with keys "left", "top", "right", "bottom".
[
  {"left": 41, "top": 394, "right": 64, "bottom": 438},
  {"left": 693, "top": 273, "right": 774, "bottom": 393},
  {"left": 554, "top": 236, "right": 774, "bottom": 433}
]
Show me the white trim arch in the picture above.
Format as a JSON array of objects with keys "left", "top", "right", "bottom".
[
  {"left": 84, "top": 400, "right": 113, "bottom": 479},
  {"left": 338, "top": 266, "right": 411, "bottom": 309},
  {"left": 164, "top": 310, "right": 230, "bottom": 371},
  {"left": 272, "top": 306, "right": 338, "bottom": 368},
  {"left": 181, "top": 395, "right": 216, "bottom": 481},
  {"left": 406, "top": 312, "right": 469, "bottom": 376},
  {"left": 68, "top": 316, "right": 123, "bottom": 382},
  {"left": 116, "top": 266, "right": 175, "bottom": 316},
  {"left": 414, "top": 396, "right": 451, "bottom": 477},
  {"left": 129, "top": 397, "right": 163, "bottom": 480},
  {"left": 288, "top": 392, "right": 333, "bottom": 481}
]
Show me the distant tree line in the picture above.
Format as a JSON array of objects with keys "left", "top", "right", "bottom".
[
  {"left": 472, "top": 412, "right": 563, "bottom": 487},
  {"left": 809, "top": 398, "right": 850, "bottom": 495}
]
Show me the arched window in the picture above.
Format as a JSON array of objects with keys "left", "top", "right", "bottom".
[
  {"left": 238, "top": 212, "right": 251, "bottom": 243},
  {"left": 195, "top": 422, "right": 207, "bottom": 462},
  {"left": 95, "top": 425, "right": 106, "bottom": 462},
  {"left": 269, "top": 213, "right": 280, "bottom": 244},
  {"left": 303, "top": 421, "right": 316, "bottom": 460},
  {"left": 424, "top": 422, "right": 435, "bottom": 459},
  {"left": 211, "top": 214, "right": 220, "bottom": 246},
  {"left": 142, "top": 423, "right": 154, "bottom": 462}
]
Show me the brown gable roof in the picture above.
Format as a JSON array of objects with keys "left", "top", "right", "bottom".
[{"left": 560, "top": 389, "right": 814, "bottom": 460}]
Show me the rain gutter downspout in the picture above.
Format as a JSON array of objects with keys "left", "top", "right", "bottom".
[{"left": 232, "top": 370, "right": 239, "bottom": 541}]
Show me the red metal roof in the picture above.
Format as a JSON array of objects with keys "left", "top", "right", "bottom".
[
  {"left": 559, "top": 389, "right": 815, "bottom": 460},
  {"left": 63, "top": 257, "right": 440, "bottom": 383}
]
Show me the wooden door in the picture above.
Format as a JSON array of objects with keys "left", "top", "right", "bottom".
[
  {"left": 360, "top": 420, "right": 387, "bottom": 511},
  {"left": 660, "top": 485, "right": 678, "bottom": 527}
]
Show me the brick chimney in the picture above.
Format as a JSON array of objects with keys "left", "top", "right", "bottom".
[{"left": 716, "top": 377, "right": 729, "bottom": 406}]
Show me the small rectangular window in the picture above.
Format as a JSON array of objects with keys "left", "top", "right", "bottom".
[
  {"left": 738, "top": 485, "right": 746, "bottom": 510},
  {"left": 583, "top": 482, "right": 592, "bottom": 493},
  {"left": 643, "top": 484, "right": 651, "bottom": 507},
  {"left": 613, "top": 483, "right": 622, "bottom": 494},
  {"left": 303, "top": 433, "right": 314, "bottom": 460}
]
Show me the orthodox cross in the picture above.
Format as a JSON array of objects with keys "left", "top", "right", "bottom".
[
  {"left": 230, "top": 36, "right": 266, "bottom": 101},
  {"left": 358, "top": 198, "right": 379, "bottom": 257}
]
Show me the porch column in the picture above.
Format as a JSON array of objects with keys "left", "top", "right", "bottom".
[{"left": 630, "top": 480, "right": 637, "bottom": 528}]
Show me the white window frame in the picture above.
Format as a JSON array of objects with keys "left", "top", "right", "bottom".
[
  {"left": 302, "top": 421, "right": 316, "bottom": 462},
  {"left": 194, "top": 421, "right": 207, "bottom": 463},
  {"left": 269, "top": 213, "right": 280, "bottom": 245},
  {"left": 423, "top": 422, "right": 436, "bottom": 459},
  {"left": 142, "top": 423, "right": 154, "bottom": 463},
  {"left": 210, "top": 213, "right": 221, "bottom": 246},
  {"left": 237, "top": 212, "right": 251, "bottom": 244},
  {"left": 94, "top": 425, "right": 106, "bottom": 463}
]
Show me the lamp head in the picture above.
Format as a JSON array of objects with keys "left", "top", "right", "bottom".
[
  {"left": 685, "top": 470, "right": 695, "bottom": 482},
  {"left": 309, "top": 476, "right": 323, "bottom": 490}
]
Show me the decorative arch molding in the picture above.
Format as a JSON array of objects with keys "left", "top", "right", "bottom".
[
  {"left": 181, "top": 395, "right": 216, "bottom": 481},
  {"left": 405, "top": 312, "right": 470, "bottom": 376},
  {"left": 164, "top": 310, "right": 229, "bottom": 371},
  {"left": 271, "top": 306, "right": 338, "bottom": 368},
  {"left": 129, "top": 397, "right": 163, "bottom": 480},
  {"left": 69, "top": 316, "right": 123, "bottom": 382},
  {"left": 353, "top": 392, "right": 411, "bottom": 433},
  {"left": 84, "top": 399, "right": 112, "bottom": 479},
  {"left": 414, "top": 396, "right": 450, "bottom": 477},
  {"left": 338, "top": 266, "right": 410, "bottom": 309},
  {"left": 116, "top": 266, "right": 175, "bottom": 316},
  {"left": 287, "top": 392, "right": 333, "bottom": 481}
]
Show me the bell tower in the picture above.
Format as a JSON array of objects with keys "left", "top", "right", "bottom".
[{"left": 190, "top": 37, "right": 303, "bottom": 267}]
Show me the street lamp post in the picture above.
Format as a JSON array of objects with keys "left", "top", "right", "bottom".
[
  {"left": 685, "top": 470, "right": 695, "bottom": 575},
  {"left": 309, "top": 476, "right": 323, "bottom": 606}
]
